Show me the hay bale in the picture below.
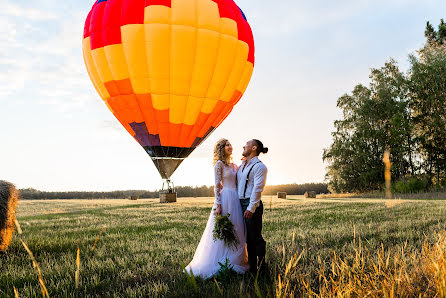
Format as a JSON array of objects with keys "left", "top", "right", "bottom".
[
  {"left": 129, "top": 195, "right": 139, "bottom": 201},
  {"left": 0, "top": 181, "right": 19, "bottom": 251},
  {"left": 277, "top": 192, "right": 287, "bottom": 199},
  {"left": 304, "top": 191, "right": 317, "bottom": 198}
]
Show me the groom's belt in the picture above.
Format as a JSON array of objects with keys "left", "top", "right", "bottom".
[{"left": 240, "top": 198, "right": 263, "bottom": 201}]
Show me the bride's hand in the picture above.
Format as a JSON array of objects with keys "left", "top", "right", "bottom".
[{"left": 214, "top": 205, "right": 222, "bottom": 215}]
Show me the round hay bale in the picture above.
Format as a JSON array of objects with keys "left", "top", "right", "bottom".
[
  {"left": 277, "top": 192, "right": 287, "bottom": 199},
  {"left": 0, "top": 181, "right": 19, "bottom": 252},
  {"left": 304, "top": 191, "right": 317, "bottom": 198}
]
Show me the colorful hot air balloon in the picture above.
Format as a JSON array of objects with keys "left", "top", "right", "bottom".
[{"left": 82, "top": 0, "right": 255, "bottom": 180}]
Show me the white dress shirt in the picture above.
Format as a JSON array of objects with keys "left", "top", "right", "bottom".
[{"left": 237, "top": 156, "right": 268, "bottom": 213}]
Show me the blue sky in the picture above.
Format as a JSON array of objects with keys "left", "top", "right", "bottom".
[{"left": 1, "top": 0, "right": 446, "bottom": 191}]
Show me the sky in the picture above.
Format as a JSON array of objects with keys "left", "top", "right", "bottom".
[{"left": 1, "top": 0, "right": 446, "bottom": 191}]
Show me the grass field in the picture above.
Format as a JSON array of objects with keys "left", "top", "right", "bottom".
[{"left": 1, "top": 196, "right": 446, "bottom": 297}]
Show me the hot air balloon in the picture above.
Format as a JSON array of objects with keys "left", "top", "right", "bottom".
[{"left": 82, "top": 0, "right": 255, "bottom": 191}]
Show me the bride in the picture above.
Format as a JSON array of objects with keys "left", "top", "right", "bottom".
[{"left": 185, "top": 139, "right": 249, "bottom": 278}]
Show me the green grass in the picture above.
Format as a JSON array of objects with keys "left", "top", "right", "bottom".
[{"left": 1, "top": 196, "right": 446, "bottom": 297}]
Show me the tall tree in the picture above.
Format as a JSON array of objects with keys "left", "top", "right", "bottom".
[
  {"left": 408, "top": 43, "right": 446, "bottom": 186},
  {"left": 425, "top": 19, "right": 446, "bottom": 45},
  {"left": 323, "top": 61, "right": 412, "bottom": 192},
  {"left": 425, "top": 22, "right": 437, "bottom": 44}
]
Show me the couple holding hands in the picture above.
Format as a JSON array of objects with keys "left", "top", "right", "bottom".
[{"left": 186, "top": 139, "right": 268, "bottom": 278}]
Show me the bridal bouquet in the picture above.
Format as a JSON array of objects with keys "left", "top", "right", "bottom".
[{"left": 213, "top": 213, "right": 239, "bottom": 249}]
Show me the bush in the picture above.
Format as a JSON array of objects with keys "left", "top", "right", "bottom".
[{"left": 393, "top": 177, "right": 428, "bottom": 193}]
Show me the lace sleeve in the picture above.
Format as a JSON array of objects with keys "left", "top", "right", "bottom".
[{"left": 214, "top": 161, "right": 223, "bottom": 205}]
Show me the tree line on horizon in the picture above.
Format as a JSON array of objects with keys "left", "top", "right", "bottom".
[
  {"left": 18, "top": 183, "right": 329, "bottom": 200},
  {"left": 323, "top": 20, "right": 446, "bottom": 193}
]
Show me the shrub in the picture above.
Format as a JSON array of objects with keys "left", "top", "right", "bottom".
[{"left": 393, "top": 177, "right": 429, "bottom": 193}]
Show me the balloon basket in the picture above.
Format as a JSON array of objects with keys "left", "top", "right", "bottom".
[
  {"left": 160, "top": 192, "right": 177, "bottom": 203},
  {"left": 160, "top": 179, "right": 177, "bottom": 203}
]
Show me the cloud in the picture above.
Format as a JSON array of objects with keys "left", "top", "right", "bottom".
[
  {"left": 0, "top": 2, "right": 94, "bottom": 115},
  {"left": 2, "top": 2, "right": 58, "bottom": 21},
  {"left": 0, "top": 18, "right": 18, "bottom": 45},
  {"left": 0, "top": 48, "right": 30, "bottom": 97}
]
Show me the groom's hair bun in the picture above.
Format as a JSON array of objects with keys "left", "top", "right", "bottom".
[{"left": 253, "top": 139, "right": 268, "bottom": 155}]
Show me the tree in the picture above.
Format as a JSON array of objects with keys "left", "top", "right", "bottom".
[
  {"left": 324, "top": 20, "right": 446, "bottom": 193},
  {"left": 408, "top": 43, "right": 446, "bottom": 187},
  {"left": 425, "top": 20, "right": 446, "bottom": 45},
  {"left": 323, "top": 61, "right": 413, "bottom": 192}
]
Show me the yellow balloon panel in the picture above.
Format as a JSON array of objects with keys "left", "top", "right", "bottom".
[
  {"left": 171, "top": 25, "right": 196, "bottom": 94},
  {"left": 189, "top": 29, "right": 220, "bottom": 97},
  {"left": 144, "top": 23, "right": 171, "bottom": 87},
  {"left": 197, "top": 0, "right": 220, "bottom": 32},
  {"left": 171, "top": 0, "right": 197, "bottom": 27},
  {"left": 201, "top": 98, "right": 218, "bottom": 114},
  {"left": 91, "top": 47, "right": 114, "bottom": 83},
  {"left": 220, "top": 41, "right": 249, "bottom": 101},
  {"left": 237, "top": 62, "right": 254, "bottom": 94},
  {"left": 144, "top": 5, "right": 170, "bottom": 24},
  {"left": 169, "top": 95, "right": 188, "bottom": 124},
  {"left": 152, "top": 94, "right": 170, "bottom": 111},
  {"left": 104, "top": 44, "right": 130, "bottom": 81},
  {"left": 82, "top": 38, "right": 110, "bottom": 101},
  {"left": 184, "top": 97, "right": 205, "bottom": 125},
  {"left": 220, "top": 18, "right": 238, "bottom": 38},
  {"left": 206, "top": 34, "right": 238, "bottom": 99},
  {"left": 121, "top": 24, "right": 150, "bottom": 93}
]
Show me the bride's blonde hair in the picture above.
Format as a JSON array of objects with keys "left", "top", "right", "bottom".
[{"left": 213, "top": 138, "right": 231, "bottom": 166}]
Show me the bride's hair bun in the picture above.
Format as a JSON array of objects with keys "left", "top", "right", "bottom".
[{"left": 262, "top": 147, "right": 269, "bottom": 154}]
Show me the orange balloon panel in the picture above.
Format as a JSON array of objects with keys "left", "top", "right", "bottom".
[{"left": 83, "top": 0, "right": 255, "bottom": 178}]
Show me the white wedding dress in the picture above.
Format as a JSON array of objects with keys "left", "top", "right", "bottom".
[{"left": 185, "top": 161, "right": 249, "bottom": 278}]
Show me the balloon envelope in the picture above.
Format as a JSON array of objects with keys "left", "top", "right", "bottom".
[{"left": 83, "top": 0, "right": 255, "bottom": 179}]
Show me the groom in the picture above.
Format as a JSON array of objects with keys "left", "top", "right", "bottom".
[{"left": 237, "top": 139, "right": 268, "bottom": 273}]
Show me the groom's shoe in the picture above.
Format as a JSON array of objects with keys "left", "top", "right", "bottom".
[
  {"left": 256, "top": 243, "right": 267, "bottom": 272},
  {"left": 248, "top": 262, "right": 258, "bottom": 274},
  {"left": 248, "top": 252, "right": 258, "bottom": 274},
  {"left": 248, "top": 261, "right": 258, "bottom": 275},
  {"left": 258, "top": 261, "right": 268, "bottom": 276}
]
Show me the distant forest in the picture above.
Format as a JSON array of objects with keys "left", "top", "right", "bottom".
[{"left": 19, "top": 183, "right": 328, "bottom": 200}]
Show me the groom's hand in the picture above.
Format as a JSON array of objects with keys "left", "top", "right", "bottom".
[{"left": 244, "top": 210, "right": 253, "bottom": 219}]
